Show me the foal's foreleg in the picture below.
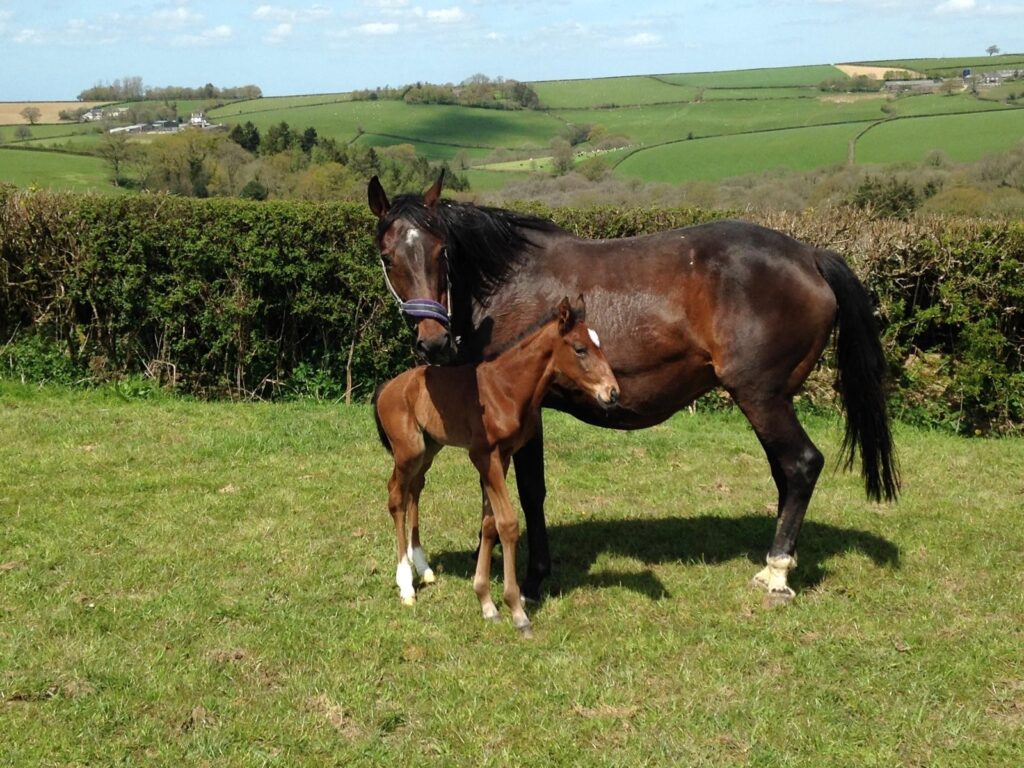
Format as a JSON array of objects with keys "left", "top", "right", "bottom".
[
  {"left": 407, "top": 445, "right": 440, "bottom": 585},
  {"left": 475, "top": 451, "right": 531, "bottom": 635},
  {"left": 387, "top": 466, "right": 417, "bottom": 605},
  {"left": 473, "top": 495, "right": 500, "bottom": 622}
]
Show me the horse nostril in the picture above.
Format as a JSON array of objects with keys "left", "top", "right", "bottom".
[{"left": 609, "top": 388, "right": 620, "bottom": 405}]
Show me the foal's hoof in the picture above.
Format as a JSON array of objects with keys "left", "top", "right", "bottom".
[
  {"left": 481, "top": 604, "right": 500, "bottom": 623},
  {"left": 761, "top": 588, "right": 796, "bottom": 609},
  {"left": 401, "top": 595, "right": 417, "bottom": 607},
  {"left": 514, "top": 619, "right": 534, "bottom": 640}
]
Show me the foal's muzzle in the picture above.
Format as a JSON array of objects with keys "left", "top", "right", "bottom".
[{"left": 596, "top": 385, "right": 620, "bottom": 409}]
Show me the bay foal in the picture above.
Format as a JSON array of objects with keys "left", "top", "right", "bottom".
[{"left": 373, "top": 296, "right": 619, "bottom": 634}]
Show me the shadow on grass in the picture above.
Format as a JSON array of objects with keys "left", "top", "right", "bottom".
[{"left": 432, "top": 513, "right": 900, "bottom": 600}]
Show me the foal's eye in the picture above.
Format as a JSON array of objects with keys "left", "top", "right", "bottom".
[{"left": 573, "top": 344, "right": 587, "bottom": 357}]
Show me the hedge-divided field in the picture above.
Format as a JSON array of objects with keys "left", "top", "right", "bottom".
[
  {"left": 6, "top": 56, "right": 1024, "bottom": 194},
  {"left": 2, "top": 186, "right": 1023, "bottom": 434}
]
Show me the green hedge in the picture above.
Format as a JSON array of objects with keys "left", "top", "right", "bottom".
[{"left": 2, "top": 186, "right": 1023, "bottom": 433}]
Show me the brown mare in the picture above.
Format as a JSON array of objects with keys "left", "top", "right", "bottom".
[
  {"left": 373, "top": 296, "right": 618, "bottom": 634},
  {"left": 368, "top": 173, "right": 899, "bottom": 605}
]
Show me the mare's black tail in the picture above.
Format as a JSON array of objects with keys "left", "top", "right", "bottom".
[
  {"left": 816, "top": 250, "right": 900, "bottom": 502},
  {"left": 372, "top": 382, "right": 393, "bottom": 455}
]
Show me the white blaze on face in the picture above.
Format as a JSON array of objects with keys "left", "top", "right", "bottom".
[{"left": 588, "top": 328, "right": 601, "bottom": 348}]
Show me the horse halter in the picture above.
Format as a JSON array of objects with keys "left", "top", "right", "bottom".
[{"left": 380, "top": 246, "right": 453, "bottom": 328}]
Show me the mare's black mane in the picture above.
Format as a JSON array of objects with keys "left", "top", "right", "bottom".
[{"left": 379, "top": 194, "right": 564, "bottom": 305}]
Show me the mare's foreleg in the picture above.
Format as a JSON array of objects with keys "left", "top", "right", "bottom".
[{"left": 513, "top": 428, "right": 550, "bottom": 602}]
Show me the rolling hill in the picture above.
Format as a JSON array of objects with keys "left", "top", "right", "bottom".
[{"left": 2, "top": 54, "right": 1022, "bottom": 193}]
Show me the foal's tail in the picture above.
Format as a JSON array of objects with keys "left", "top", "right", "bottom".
[
  {"left": 372, "top": 382, "right": 394, "bottom": 455},
  {"left": 816, "top": 250, "right": 900, "bottom": 502}
]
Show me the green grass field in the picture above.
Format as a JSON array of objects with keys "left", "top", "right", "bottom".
[
  {"left": 1, "top": 382, "right": 1022, "bottom": 765},
  {"left": 657, "top": 65, "right": 845, "bottom": 88},
  {"left": 5, "top": 56, "right": 1024, "bottom": 193},
  {"left": 854, "top": 55, "right": 1024, "bottom": 77},
  {"left": 615, "top": 122, "right": 872, "bottom": 183},
  {"left": 0, "top": 147, "right": 117, "bottom": 192},
  {"left": 856, "top": 109, "right": 1024, "bottom": 165},
  {"left": 532, "top": 76, "right": 697, "bottom": 108}
]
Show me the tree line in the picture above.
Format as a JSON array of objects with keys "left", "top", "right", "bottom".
[
  {"left": 351, "top": 74, "right": 540, "bottom": 110},
  {"left": 78, "top": 77, "right": 261, "bottom": 103}
]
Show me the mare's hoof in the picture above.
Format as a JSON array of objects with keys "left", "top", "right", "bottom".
[
  {"left": 761, "top": 589, "right": 795, "bottom": 609},
  {"left": 515, "top": 621, "right": 534, "bottom": 639},
  {"left": 421, "top": 570, "right": 436, "bottom": 585},
  {"left": 401, "top": 596, "right": 416, "bottom": 607}
]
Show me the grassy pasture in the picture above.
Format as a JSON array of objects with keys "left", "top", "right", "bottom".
[
  {"left": 1, "top": 383, "right": 1023, "bottom": 766},
  {"left": 855, "top": 55, "right": 1024, "bottom": 77},
  {"left": 209, "top": 94, "right": 352, "bottom": 120},
  {"left": 208, "top": 99, "right": 563, "bottom": 155},
  {"left": 614, "top": 122, "right": 871, "bottom": 183},
  {"left": 0, "top": 148, "right": 116, "bottom": 192},
  {"left": 554, "top": 99, "right": 887, "bottom": 147},
  {"left": 882, "top": 93, "right": 1012, "bottom": 117},
  {"left": 0, "top": 123, "right": 101, "bottom": 142},
  {"left": 657, "top": 65, "right": 844, "bottom": 88},
  {"left": 532, "top": 76, "right": 697, "bottom": 109},
  {"left": 856, "top": 109, "right": 1024, "bottom": 165}
]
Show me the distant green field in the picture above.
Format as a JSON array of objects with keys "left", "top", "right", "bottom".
[
  {"left": 883, "top": 93, "right": 1012, "bottom": 117},
  {"left": 855, "top": 55, "right": 1024, "bottom": 77},
  {"left": 657, "top": 65, "right": 844, "bottom": 88},
  {"left": 532, "top": 76, "right": 696, "bottom": 109},
  {"left": 855, "top": 109, "right": 1024, "bottom": 165},
  {"left": 0, "top": 122, "right": 99, "bottom": 142},
  {"left": 209, "top": 94, "right": 352, "bottom": 120},
  {"left": 614, "top": 122, "right": 871, "bottom": 183},
  {"left": 0, "top": 147, "right": 117, "bottom": 192},
  {"left": 553, "top": 98, "right": 887, "bottom": 147},
  {"left": 209, "top": 99, "right": 563, "bottom": 153},
  {"left": 700, "top": 87, "right": 820, "bottom": 101}
]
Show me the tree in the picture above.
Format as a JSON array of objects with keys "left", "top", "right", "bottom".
[
  {"left": 14, "top": 125, "right": 31, "bottom": 141},
  {"left": 96, "top": 132, "right": 135, "bottom": 186},
  {"left": 229, "top": 121, "right": 260, "bottom": 153},
  {"left": 987, "top": 45, "right": 1000, "bottom": 56},
  {"left": 550, "top": 138, "right": 574, "bottom": 176},
  {"left": 19, "top": 106, "right": 42, "bottom": 125}
]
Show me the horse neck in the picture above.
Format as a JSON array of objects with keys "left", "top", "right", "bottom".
[{"left": 478, "top": 322, "right": 559, "bottom": 415}]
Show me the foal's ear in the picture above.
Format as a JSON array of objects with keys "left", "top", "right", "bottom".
[
  {"left": 368, "top": 176, "right": 390, "bottom": 218},
  {"left": 557, "top": 296, "right": 576, "bottom": 335},
  {"left": 423, "top": 169, "right": 445, "bottom": 208},
  {"left": 573, "top": 294, "right": 587, "bottom": 322}
]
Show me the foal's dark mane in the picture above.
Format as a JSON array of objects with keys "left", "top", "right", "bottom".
[{"left": 378, "top": 194, "right": 564, "bottom": 306}]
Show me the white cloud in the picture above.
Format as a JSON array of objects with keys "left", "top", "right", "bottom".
[
  {"left": 12, "top": 27, "right": 43, "bottom": 44},
  {"left": 173, "top": 24, "right": 233, "bottom": 46},
  {"left": 357, "top": 21, "right": 400, "bottom": 34},
  {"left": 265, "top": 22, "right": 293, "bottom": 42},
  {"left": 623, "top": 32, "right": 661, "bottom": 46},
  {"left": 151, "top": 6, "right": 204, "bottom": 26},
  {"left": 253, "top": 4, "right": 332, "bottom": 22},
  {"left": 934, "top": 0, "right": 974, "bottom": 11},
  {"left": 426, "top": 7, "right": 467, "bottom": 23}
]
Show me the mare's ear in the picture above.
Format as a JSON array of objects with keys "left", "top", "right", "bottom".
[
  {"left": 573, "top": 294, "right": 587, "bottom": 322},
  {"left": 557, "top": 296, "right": 575, "bottom": 335},
  {"left": 368, "top": 176, "right": 390, "bottom": 218},
  {"left": 423, "top": 169, "right": 445, "bottom": 208}
]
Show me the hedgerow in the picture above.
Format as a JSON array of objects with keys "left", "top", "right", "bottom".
[{"left": 2, "top": 186, "right": 1023, "bottom": 433}]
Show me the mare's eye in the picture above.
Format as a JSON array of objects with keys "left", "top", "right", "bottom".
[{"left": 381, "top": 254, "right": 393, "bottom": 268}]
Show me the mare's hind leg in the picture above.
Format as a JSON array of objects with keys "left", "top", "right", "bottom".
[
  {"left": 734, "top": 394, "right": 824, "bottom": 604},
  {"left": 407, "top": 442, "right": 441, "bottom": 585}
]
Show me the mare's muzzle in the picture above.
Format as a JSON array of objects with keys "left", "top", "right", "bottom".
[{"left": 403, "top": 299, "right": 455, "bottom": 364}]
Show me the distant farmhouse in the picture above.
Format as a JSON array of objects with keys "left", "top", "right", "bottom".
[{"left": 105, "top": 110, "right": 224, "bottom": 136}]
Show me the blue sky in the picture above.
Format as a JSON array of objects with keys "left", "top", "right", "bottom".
[{"left": 1, "top": 1, "right": 1022, "bottom": 100}]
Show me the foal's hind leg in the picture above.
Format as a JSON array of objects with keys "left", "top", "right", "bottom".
[{"left": 735, "top": 395, "right": 824, "bottom": 604}]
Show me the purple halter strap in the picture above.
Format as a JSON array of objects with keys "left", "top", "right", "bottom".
[{"left": 399, "top": 298, "right": 450, "bottom": 326}]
